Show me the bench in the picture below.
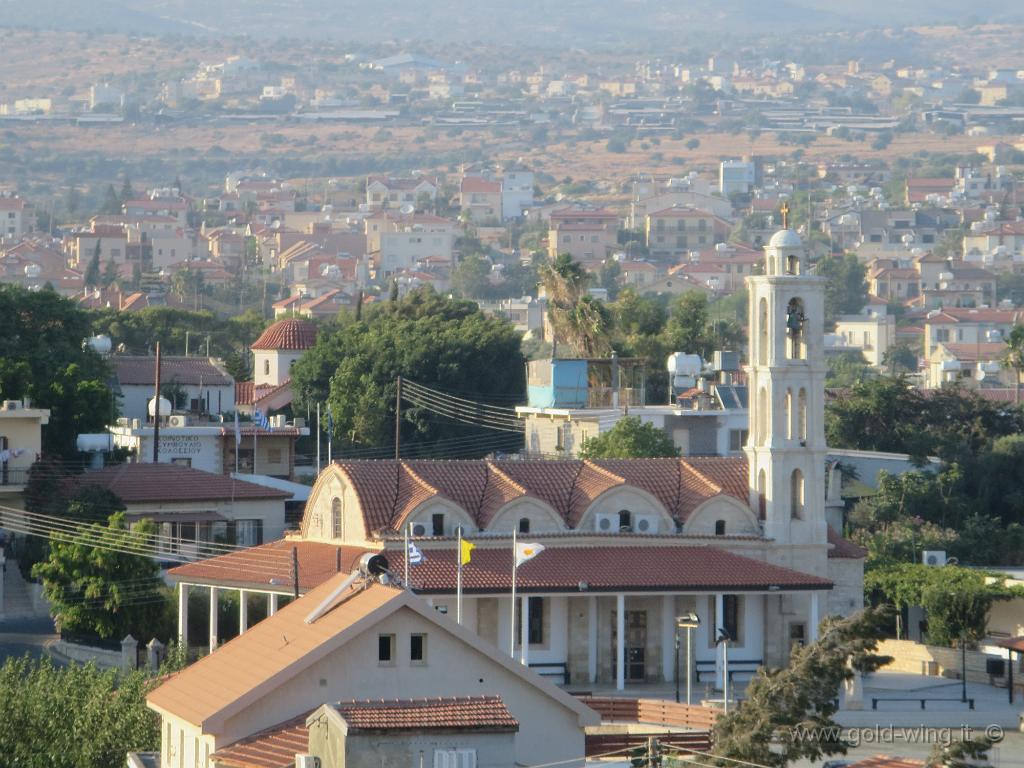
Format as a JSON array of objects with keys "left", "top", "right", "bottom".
[
  {"left": 529, "top": 662, "right": 569, "bottom": 685},
  {"left": 695, "top": 659, "right": 763, "bottom": 683},
  {"left": 871, "top": 697, "right": 974, "bottom": 710}
]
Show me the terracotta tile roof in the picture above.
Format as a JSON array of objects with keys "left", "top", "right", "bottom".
[
  {"left": 332, "top": 458, "right": 751, "bottom": 534},
  {"left": 148, "top": 578, "right": 596, "bottom": 732},
  {"left": 937, "top": 342, "right": 1007, "bottom": 360},
  {"left": 827, "top": 525, "right": 867, "bottom": 559},
  {"left": 251, "top": 319, "right": 318, "bottom": 351},
  {"left": 925, "top": 308, "right": 1023, "bottom": 324},
  {"left": 235, "top": 381, "right": 254, "bottom": 405},
  {"left": 168, "top": 540, "right": 369, "bottom": 591},
  {"left": 397, "top": 544, "right": 831, "bottom": 593},
  {"left": 460, "top": 176, "right": 502, "bottom": 195},
  {"left": 69, "top": 464, "right": 290, "bottom": 504},
  {"left": 211, "top": 715, "right": 308, "bottom": 768},
  {"left": 114, "top": 356, "right": 233, "bottom": 386},
  {"left": 336, "top": 695, "right": 517, "bottom": 731}
]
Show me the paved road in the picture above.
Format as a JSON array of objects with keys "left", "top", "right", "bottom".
[{"left": 0, "top": 615, "right": 57, "bottom": 665}]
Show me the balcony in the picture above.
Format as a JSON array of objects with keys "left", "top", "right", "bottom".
[{"left": 0, "top": 466, "right": 30, "bottom": 491}]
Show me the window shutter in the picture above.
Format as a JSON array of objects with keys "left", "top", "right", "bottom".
[
  {"left": 457, "top": 749, "right": 477, "bottom": 768},
  {"left": 255, "top": 519, "right": 264, "bottom": 545}
]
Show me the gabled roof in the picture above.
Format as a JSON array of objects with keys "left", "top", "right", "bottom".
[
  {"left": 147, "top": 578, "right": 597, "bottom": 732},
  {"left": 114, "top": 356, "right": 233, "bottom": 386},
  {"left": 925, "top": 308, "right": 1023, "bottom": 325},
  {"left": 69, "top": 464, "right": 290, "bottom": 504}
]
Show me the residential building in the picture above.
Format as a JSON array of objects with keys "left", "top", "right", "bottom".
[
  {"left": 644, "top": 207, "right": 728, "bottom": 261},
  {"left": 365, "top": 176, "right": 439, "bottom": 210},
  {"left": 501, "top": 170, "right": 534, "bottom": 220},
  {"left": 0, "top": 399, "right": 49, "bottom": 504},
  {"left": 547, "top": 208, "right": 619, "bottom": 261},
  {"left": 833, "top": 303, "right": 897, "bottom": 368},
  {"left": 365, "top": 212, "right": 456, "bottom": 275},
  {"left": 144, "top": 576, "right": 596, "bottom": 768},
  {"left": 922, "top": 307, "right": 1024, "bottom": 357},
  {"left": 113, "top": 357, "right": 235, "bottom": 422},
  {"left": 0, "top": 196, "right": 32, "bottom": 241},
  {"left": 924, "top": 341, "right": 1009, "bottom": 390},
  {"left": 460, "top": 176, "right": 502, "bottom": 222},
  {"left": 68, "top": 463, "right": 289, "bottom": 551},
  {"left": 719, "top": 160, "right": 757, "bottom": 196}
]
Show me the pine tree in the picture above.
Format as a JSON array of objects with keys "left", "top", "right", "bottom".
[
  {"left": 84, "top": 239, "right": 102, "bottom": 288},
  {"left": 120, "top": 177, "right": 136, "bottom": 203},
  {"left": 100, "top": 184, "right": 121, "bottom": 215}
]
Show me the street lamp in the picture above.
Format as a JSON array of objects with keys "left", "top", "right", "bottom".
[
  {"left": 717, "top": 627, "right": 732, "bottom": 714},
  {"left": 675, "top": 613, "right": 701, "bottom": 705}
]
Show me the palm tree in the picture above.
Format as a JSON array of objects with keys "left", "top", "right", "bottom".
[
  {"left": 1002, "top": 324, "right": 1024, "bottom": 405},
  {"left": 539, "top": 254, "right": 611, "bottom": 357}
]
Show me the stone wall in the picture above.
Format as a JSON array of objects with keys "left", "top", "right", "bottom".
[{"left": 876, "top": 639, "right": 1010, "bottom": 686}]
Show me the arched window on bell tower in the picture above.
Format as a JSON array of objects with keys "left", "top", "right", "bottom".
[
  {"left": 798, "top": 388, "right": 808, "bottom": 442},
  {"left": 785, "top": 389, "right": 793, "bottom": 439},
  {"left": 790, "top": 469, "right": 804, "bottom": 519},
  {"left": 758, "top": 298, "right": 769, "bottom": 364},
  {"left": 757, "top": 469, "right": 767, "bottom": 518},
  {"left": 786, "top": 298, "right": 806, "bottom": 360},
  {"left": 757, "top": 387, "right": 768, "bottom": 445}
]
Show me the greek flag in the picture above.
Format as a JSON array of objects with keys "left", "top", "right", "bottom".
[
  {"left": 254, "top": 409, "right": 270, "bottom": 429},
  {"left": 408, "top": 541, "right": 425, "bottom": 565}
]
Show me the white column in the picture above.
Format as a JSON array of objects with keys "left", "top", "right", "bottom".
[
  {"left": 208, "top": 587, "right": 219, "bottom": 653},
  {"left": 520, "top": 595, "right": 530, "bottom": 666},
  {"left": 268, "top": 592, "right": 279, "bottom": 616},
  {"left": 177, "top": 584, "right": 189, "bottom": 648},
  {"left": 809, "top": 591, "right": 820, "bottom": 642},
  {"left": 587, "top": 595, "right": 598, "bottom": 684},
  {"left": 715, "top": 593, "right": 725, "bottom": 690},
  {"left": 661, "top": 595, "right": 675, "bottom": 683},
  {"left": 239, "top": 590, "right": 249, "bottom": 634},
  {"left": 616, "top": 594, "right": 625, "bottom": 691}
]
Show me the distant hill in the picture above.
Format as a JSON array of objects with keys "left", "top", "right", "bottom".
[{"left": 1, "top": 0, "right": 1023, "bottom": 43}]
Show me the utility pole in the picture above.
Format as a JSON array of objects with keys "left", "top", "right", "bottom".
[
  {"left": 292, "top": 546, "right": 300, "bottom": 600},
  {"left": 152, "top": 341, "right": 162, "bottom": 463},
  {"left": 394, "top": 375, "right": 403, "bottom": 460}
]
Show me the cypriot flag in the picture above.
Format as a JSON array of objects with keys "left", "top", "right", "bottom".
[{"left": 515, "top": 542, "right": 545, "bottom": 568}]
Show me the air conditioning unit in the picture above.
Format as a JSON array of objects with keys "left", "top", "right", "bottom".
[
  {"left": 167, "top": 415, "right": 188, "bottom": 428},
  {"left": 2, "top": 400, "right": 21, "bottom": 411},
  {"left": 923, "top": 550, "right": 947, "bottom": 566},
  {"left": 295, "top": 756, "right": 320, "bottom": 768},
  {"left": 595, "top": 513, "right": 618, "bottom": 533},
  {"left": 411, "top": 523, "right": 427, "bottom": 536},
  {"left": 633, "top": 514, "right": 660, "bottom": 534}
]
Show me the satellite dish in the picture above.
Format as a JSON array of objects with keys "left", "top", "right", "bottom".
[
  {"left": 400, "top": 204, "right": 415, "bottom": 215},
  {"left": 975, "top": 368, "right": 986, "bottom": 382}
]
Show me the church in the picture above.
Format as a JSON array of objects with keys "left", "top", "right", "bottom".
[{"left": 168, "top": 226, "right": 865, "bottom": 692}]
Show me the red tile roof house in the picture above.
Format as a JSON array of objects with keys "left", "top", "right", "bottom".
[
  {"left": 141, "top": 576, "right": 598, "bottom": 768},
  {"left": 67, "top": 463, "right": 290, "bottom": 553}
]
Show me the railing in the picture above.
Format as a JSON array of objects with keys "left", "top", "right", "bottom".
[
  {"left": 0, "top": 467, "right": 30, "bottom": 487},
  {"left": 586, "top": 387, "right": 646, "bottom": 409},
  {"left": 579, "top": 696, "right": 720, "bottom": 730}
]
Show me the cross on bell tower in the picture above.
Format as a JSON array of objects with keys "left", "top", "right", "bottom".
[
  {"left": 744, "top": 225, "right": 827, "bottom": 547},
  {"left": 780, "top": 200, "right": 790, "bottom": 230}
]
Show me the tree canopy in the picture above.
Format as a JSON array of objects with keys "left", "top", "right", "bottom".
[
  {"left": 0, "top": 656, "right": 159, "bottom": 768},
  {"left": 578, "top": 416, "right": 679, "bottom": 459},
  {"left": 816, "top": 253, "right": 868, "bottom": 326},
  {"left": 291, "top": 287, "right": 525, "bottom": 455},
  {"left": 711, "top": 608, "right": 892, "bottom": 768},
  {"left": 0, "top": 285, "right": 113, "bottom": 457},
  {"left": 32, "top": 512, "right": 170, "bottom": 641}
]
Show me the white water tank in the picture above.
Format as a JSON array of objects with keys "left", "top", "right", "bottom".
[
  {"left": 85, "top": 334, "right": 112, "bottom": 355},
  {"left": 76, "top": 434, "right": 113, "bottom": 452},
  {"left": 148, "top": 396, "right": 173, "bottom": 417}
]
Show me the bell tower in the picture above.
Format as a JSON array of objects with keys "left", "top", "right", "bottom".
[{"left": 745, "top": 222, "right": 828, "bottom": 548}]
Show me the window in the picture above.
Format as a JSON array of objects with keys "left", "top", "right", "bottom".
[
  {"left": 786, "top": 298, "right": 806, "bottom": 360},
  {"left": 618, "top": 509, "right": 632, "bottom": 531},
  {"left": 434, "top": 749, "right": 477, "bottom": 768},
  {"left": 757, "top": 469, "right": 767, "bottom": 518},
  {"left": 797, "top": 389, "right": 807, "bottom": 442},
  {"left": 378, "top": 633, "right": 395, "bottom": 664},
  {"left": 331, "top": 497, "right": 343, "bottom": 539},
  {"left": 431, "top": 512, "right": 445, "bottom": 536},
  {"left": 715, "top": 520, "right": 726, "bottom": 536},
  {"left": 790, "top": 469, "right": 805, "bottom": 519},
  {"left": 235, "top": 519, "right": 263, "bottom": 546},
  {"left": 722, "top": 595, "right": 740, "bottom": 641},
  {"left": 516, "top": 597, "right": 545, "bottom": 645},
  {"left": 758, "top": 298, "right": 768, "bottom": 363},
  {"left": 728, "top": 429, "right": 748, "bottom": 452},
  {"left": 518, "top": 517, "right": 530, "bottom": 534},
  {"left": 263, "top": 359, "right": 270, "bottom": 376},
  {"left": 410, "top": 633, "right": 427, "bottom": 663},
  {"left": 785, "top": 389, "right": 793, "bottom": 439}
]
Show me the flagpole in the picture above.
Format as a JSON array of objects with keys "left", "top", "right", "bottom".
[
  {"left": 510, "top": 528, "right": 517, "bottom": 658},
  {"left": 316, "top": 401, "right": 321, "bottom": 474},
  {"left": 457, "top": 527, "right": 463, "bottom": 625},
  {"left": 253, "top": 423, "right": 257, "bottom": 475},
  {"left": 327, "top": 405, "right": 333, "bottom": 464},
  {"left": 404, "top": 522, "right": 410, "bottom": 590}
]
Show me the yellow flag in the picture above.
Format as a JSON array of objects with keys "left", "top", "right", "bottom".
[{"left": 460, "top": 539, "right": 476, "bottom": 566}]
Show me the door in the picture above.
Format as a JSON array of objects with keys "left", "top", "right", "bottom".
[{"left": 612, "top": 609, "right": 648, "bottom": 682}]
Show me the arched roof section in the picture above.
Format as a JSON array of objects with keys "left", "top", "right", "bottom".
[
  {"left": 486, "top": 496, "right": 567, "bottom": 533},
  {"left": 682, "top": 494, "right": 761, "bottom": 536},
  {"left": 577, "top": 484, "right": 675, "bottom": 533}
]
